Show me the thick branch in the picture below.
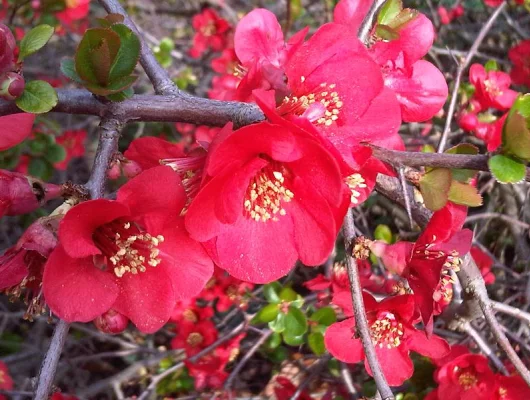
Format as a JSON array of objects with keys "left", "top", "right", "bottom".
[
  {"left": 437, "top": 1, "right": 507, "bottom": 152},
  {"left": 34, "top": 320, "right": 70, "bottom": 400},
  {"left": 0, "top": 89, "right": 265, "bottom": 128},
  {"left": 342, "top": 210, "right": 394, "bottom": 400}
]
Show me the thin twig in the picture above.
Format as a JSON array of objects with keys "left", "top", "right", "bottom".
[
  {"left": 340, "top": 362, "right": 359, "bottom": 399},
  {"left": 224, "top": 330, "right": 272, "bottom": 390},
  {"left": 33, "top": 320, "right": 70, "bottom": 400},
  {"left": 491, "top": 301, "right": 530, "bottom": 326},
  {"left": 357, "top": 0, "right": 387, "bottom": 44},
  {"left": 465, "top": 213, "right": 530, "bottom": 229},
  {"left": 342, "top": 210, "right": 394, "bottom": 400},
  {"left": 462, "top": 322, "right": 508, "bottom": 374},
  {"left": 437, "top": 1, "right": 508, "bottom": 153}
]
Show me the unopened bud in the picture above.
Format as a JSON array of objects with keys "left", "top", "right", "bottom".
[
  {"left": 0, "top": 72, "right": 25, "bottom": 101},
  {"left": 107, "top": 162, "right": 121, "bottom": 180},
  {"left": 122, "top": 160, "right": 142, "bottom": 178},
  {"left": 0, "top": 24, "right": 17, "bottom": 74},
  {"left": 94, "top": 309, "right": 129, "bottom": 334}
]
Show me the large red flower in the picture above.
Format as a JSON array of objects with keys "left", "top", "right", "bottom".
[
  {"left": 42, "top": 166, "right": 213, "bottom": 333},
  {"left": 185, "top": 122, "right": 347, "bottom": 283},
  {"left": 325, "top": 293, "right": 449, "bottom": 386}
]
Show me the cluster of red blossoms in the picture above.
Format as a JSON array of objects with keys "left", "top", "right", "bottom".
[
  {"left": 2, "top": 0, "right": 527, "bottom": 393},
  {"left": 426, "top": 345, "right": 530, "bottom": 399}
]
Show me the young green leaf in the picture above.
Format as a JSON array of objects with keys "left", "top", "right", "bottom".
[
  {"left": 419, "top": 168, "right": 452, "bottom": 211},
  {"left": 285, "top": 306, "right": 307, "bottom": 337},
  {"left": 18, "top": 25, "right": 55, "bottom": 61},
  {"left": 308, "top": 332, "right": 326, "bottom": 355},
  {"left": 60, "top": 58, "right": 83, "bottom": 84},
  {"left": 109, "top": 24, "right": 141, "bottom": 82},
  {"left": 448, "top": 181, "right": 483, "bottom": 207},
  {"left": 15, "top": 80, "right": 58, "bottom": 114},
  {"left": 488, "top": 154, "right": 527, "bottom": 184}
]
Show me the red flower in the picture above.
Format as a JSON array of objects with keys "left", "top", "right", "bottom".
[
  {"left": 171, "top": 319, "right": 218, "bottom": 356},
  {"left": 0, "top": 170, "right": 63, "bottom": 218},
  {"left": 54, "top": 130, "right": 87, "bottom": 170},
  {"left": 274, "top": 377, "right": 312, "bottom": 400},
  {"left": 509, "top": 40, "right": 530, "bottom": 88},
  {"left": 185, "top": 122, "right": 347, "bottom": 283},
  {"left": 55, "top": 0, "right": 90, "bottom": 24},
  {"left": 469, "top": 64, "right": 518, "bottom": 111},
  {"left": 434, "top": 353, "right": 496, "bottom": 400},
  {"left": 370, "top": 203, "right": 473, "bottom": 333},
  {"left": 0, "top": 361, "right": 13, "bottom": 400},
  {"left": 325, "top": 293, "right": 449, "bottom": 386},
  {"left": 170, "top": 299, "right": 214, "bottom": 323},
  {"left": 200, "top": 267, "right": 254, "bottom": 312},
  {"left": 0, "top": 114, "right": 36, "bottom": 151},
  {"left": 124, "top": 136, "right": 185, "bottom": 171},
  {"left": 208, "top": 74, "right": 240, "bottom": 101},
  {"left": 0, "top": 216, "right": 59, "bottom": 318},
  {"left": 42, "top": 166, "right": 213, "bottom": 333},
  {"left": 438, "top": 5, "right": 465, "bottom": 25},
  {"left": 190, "top": 8, "right": 231, "bottom": 58},
  {"left": 494, "top": 375, "right": 530, "bottom": 399}
]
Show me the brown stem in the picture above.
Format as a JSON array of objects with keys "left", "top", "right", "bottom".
[
  {"left": 357, "top": 0, "right": 387, "bottom": 44},
  {"left": 33, "top": 320, "right": 70, "bottom": 400},
  {"left": 342, "top": 210, "right": 394, "bottom": 400}
]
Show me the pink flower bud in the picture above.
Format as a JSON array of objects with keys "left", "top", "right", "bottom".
[
  {"left": 122, "top": 160, "right": 142, "bottom": 178},
  {"left": 458, "top": 112, "right": 478, "bottom": 132},
  {"left": 0, "top": 72, "right": 25, "bottom": 100},
  {"left": 0, "top": 170, "right": 63, "bottom": 218},
  {"left": 107, "top": 162, "right": 121, "bottom": 180},
  {"left": 94, "top": 309, "right": 129, "bottom": 334}
]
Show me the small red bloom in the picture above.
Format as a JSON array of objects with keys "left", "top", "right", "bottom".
[
  {"left": 370, "top": 203, "right": 473, "bottom": 333},
  {"left": 509, "top": 40, "right": 530, "bottom": 88},
  {"left": 93, "top": 309, "right": 129, "bottom": 334},
  {"left": 0, "top": 216, "right": 59, "bottom": 318},
  {"left": 43, "top": 166, "right": 213, "bottom": 333},
  {"left": 0, "top": 114, "right": 36, "bottom": 151},
  {"left": 200, "top": 267, "right": 254, "bottom": 312},
  {"left": 185, "top": 122, "right": 347, "bottom": 283},
  {"left": 274, "top": 377, "right": 312, "bottom": 400},
  {"left": 469, "top": 64, "right": 518, "bottom": 111},
  {"left": 190, "top": 8, "right": 231, "bottom": 58},
  {"left": 54, "top": 130, "right": 87, "bottom": 170},
  {"left": 171, "top": 319, "right": 218, "bottom": 356},
  {"left": 325, "top": 293, "right": 449, "bottom": 386},
  {"left": 55, "top": 0, "right": 90, "bottom": 25},
  {"left": 0, "top": 170, "right": 63, "bottom": 218},
  {"left": 494, "top": 375, "right": 530, "bottom": 399}
]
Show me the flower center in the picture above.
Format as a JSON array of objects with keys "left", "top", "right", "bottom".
[
  {"left": 457, "top": 370, "right": 478, "bottom": 390},
  {"left": 484, "top": 79, "right": 502, "bottom": 97},
  {"left": 244, "top": 165, "right": 294, "bottom": 222},
  {"left": 345, "top": 173, "right": 367, "bottom": 204},
  {"left": 183, "top": 309, "right": 198, "bottom": 323},
  {"left": 92, "top": 219, "right": 164, "bottom": 278},
  {"left": 370, "top": 312, "right": 404, "bottom": 349},
  {"left": 498, "top": 387, "right": 508, "bottom": 399},
  {"left": 277, "top": 80, "right": 343, "bottom": 126},
  {"left": 201, "top": 21, "right": 216, "bottom": 37},
  {"left": 187, "top": 332, "right": 204, "bottom": 347},
  {"left": 226, "top": 285, "right": 238, "bottom": 300}
]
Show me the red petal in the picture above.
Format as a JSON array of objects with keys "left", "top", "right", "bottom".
[
  {"left": 117, "top": 166, "right": 186, "bottom": 231},
  {"left": 0, "top": 251, "right": 27, "bottom": 290},
  {"left": 0, "top": 114, "right": 35, "bottom": 151},
  {"left": 157, "top": 223, "right": 214, "bottom": 301},
  {"left": 112, "top": 262, "right": 175, "bottom": 333},
  {"left": 43, "top": 246, "right": 119, "bottom": 322},
  {"left": 406, "top": 328, "right": 450, "bottom": 360},
  {"left": 124, "top": 137, "right": 185, "bottom": 170},
  {"left": 59, "top": 200, "right": 130, "bottom": 258},
  {"left": 324, "top": 318, "right": 364, "bottom": 363},
  {"left": 333, "top": 0, "right": 372, "bottom": 31},
  {"left": 214, "top": 215, "right": 298, "bottom": 283},
  {"left": 366, "top": 347, "right": 413, "bottom": 386}
]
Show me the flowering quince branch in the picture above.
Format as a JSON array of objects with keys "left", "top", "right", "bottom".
[
  {"left": 341, "top": 210, "right": 394, "bottom": 400},
  {"left": 460, "top": 321, "right": 508, "bottom": 374},
  {"left": 437, "top": 1, "right": 508, "bottom": 152},
  {"left": 357, "top": 0, "right": 387, "bottom": 44}
]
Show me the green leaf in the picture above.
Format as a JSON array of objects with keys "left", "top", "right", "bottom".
[
  {"left": 282, "top": 332, "right": 305, "bottom": 346},
  {"left": 375, "top": 24, "right": 400, "bottom": 41},
  {"left": 18, "top": 24, "right": 54, "bottom": 61},
  {"left": 377, "top": 0, "right": 402, "bottom": 24},
  {"left": 419, "top": 168, "right": 452, "bottom": 211},
  {"left": 268, "top": 312, "right": 286, "bottom": 333},
  {"left": 15, "top": 80, "right": 58, "bottom": 114},
  {"left": 488, "top": 154, "right": 527, "bottom": 184},
  {"left": 255, "top": 304, "right": 279, "bottom": 324},
  {"left": 308, "top": 332, "right": 326, "bottom": 355},
  {"left": 265, "top": 332, "right": 282, "bottom": 350},
  {"left": 389, "top": 9, "right": 418, "bottom": 30},
  {"left": 503, "top": 97, "right": 530, "bottom": 161},
  {"left": 263, "top": 282, "right": 281, "bottom": 304},
  {"left": 284, "top": 306, "right": 307, "bottom": 337},
  {"left": 109, "top": 24, "right": 141, "bottom": 82},
  {"left": 445, "top": 143, "right": 479, "bottom": 182},
  {"left": 75, "top": 28, "right": 121, "bottom": 84},
  {"left": 44, "top": 144, "right": 66, "bottom": 163},
  {"left": 484, "top": 60, "right": 498, "bottom": 72},
  {"left": 374, "top": 224, "right": 393, "bottom": 244},
  {"left": 60, "top": 58, "right": 83, "bottom": 84},
  {"left": 84, "top": 75, "right": 137, "bottom": 96},
  {"left": 310, "top": 307, "right": 336, "bottom": 327},
  {"left": 279, "top": 287, "right": 298, "bottom": 302},
  {"left": 448, "top": 181, "right": 483, "bottom": 207},
  {"left": 159, "top": 37, "right": 174, "bottom": 52},
  {"left": 28, "top": 157, "right": 53, "bottom": 180}
]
